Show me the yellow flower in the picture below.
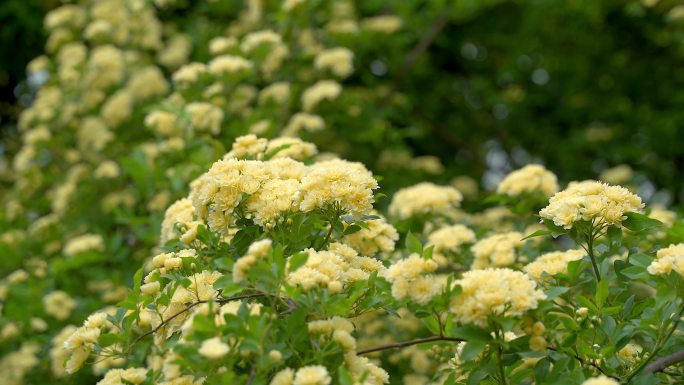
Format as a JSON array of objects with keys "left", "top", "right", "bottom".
[{"left": 450, "top": 268, "right": 545, "bottom": 326}]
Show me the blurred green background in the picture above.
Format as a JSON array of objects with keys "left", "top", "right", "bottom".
[{"left": 4, "top": 0, "right": 684, "bottom": 201}]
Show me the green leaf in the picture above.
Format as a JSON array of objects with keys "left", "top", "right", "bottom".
[
  {"left": 596, "top": 279, "right": 608, "bottom": 308},
  {"left": 521, "top": 229, "right": 553, "bottom": 241},
  {"left": 545, "top": 286, "right": 569, "bottom": 300},
  {"left": 629, "top": 253, "right": 652, "bottom": 268},
  {"left": 343, "top": 224, "right": 363, "bottom": 235},
  {"left": 338, "top": 367, "right": 354, "bottom": 385},
  {"left": 405, "top": 231, "right": 423, "bottom": 254},
  {"left": 451, "top": 324, "right": 492, "bottom": 342},
  {"left": 288, "top": 252, "right": 309, "bottom": 272},
  {"left": 341, "top": 214, "right": 356, "bottom": 224},
  {"left": 620, "top": 265, "right": 646, "bottom": 279},
  {"left": 133, "top": 268, "right": 144, "bottom": 294},
  {"left": 422, "top": 244, "right": 434, "bottom": 260},
  {"left": 98, "top": 333, "right": 121, "bottom": 347},
  {"left": 213, "top": 276, "right": 242, "bottom": 297},
  {"left": 607, "top": 225, "right": 622, "bottom": 244},
  {"left": 575, "top": 295, "right": 598, "bottom": 313},
  {"left": 460, "top": 340, "right": 487, "bottom": 361},
  {"left": 622, "top": 212, "right": 662, "bottom": 233}
]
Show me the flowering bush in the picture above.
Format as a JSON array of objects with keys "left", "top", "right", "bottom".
[{"left": 2, "top": 1, "right": 684, "bottom": 385}]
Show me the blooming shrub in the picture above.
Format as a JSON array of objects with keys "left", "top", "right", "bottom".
[{"left": 2, "top": 1, "right": 684, "bottom": 385}]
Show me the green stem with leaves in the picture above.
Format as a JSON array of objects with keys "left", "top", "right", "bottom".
[
  {"left": 625, "top": 303, "right": 684, "bottom": 381},
  {"left": 586, "top": 226, "right": 601, "bottom": 282},
  {"left": 494, "top": 326, "right": 508, "bottom": 385}
]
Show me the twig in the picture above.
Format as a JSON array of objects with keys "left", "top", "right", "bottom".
[
  {"left": 127, "top": 292, "right": 266, "bottom": 352},
  {"left": 646, "top": 349, "right": 684, "bottom": 373},
  {"left": 379, "top": 12, "right": 450, "bottom": 106},
  {"left": 547, "top": 346, "right": 619, "bottom": 380},
  {"left": 356, "top": 336, "right": 464, "bottom": 355},
  {"left": 626, "top": 304, "right": 684, "bottom": 381}
]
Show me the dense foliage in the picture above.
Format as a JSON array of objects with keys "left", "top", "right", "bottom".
[{"left": 3, "top": 1, "right": 684, "bottom": 385}]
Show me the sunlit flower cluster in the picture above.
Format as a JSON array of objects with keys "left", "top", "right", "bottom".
[
  {"left": 647, "top": 243, "right": 684, "bottom": 276},
  {"left": 539, "top": 181, "right": 644, "bottom": 229},
  {"left": 523, "top": 249, "right": 585, "bottom": 281},
  {"left": 388, "top": 182, "right": 463, "bottom": 220},
  {"left": 64, "top": 312, "right": 110, "bottom": 373},
  {"left": 581, "top": 376, "right": 620, "bottom": 385},
  {"left": 427, "top": 224, "right": 476, "bottom": 266},
  {"left": 288, "top": 243, "right": 384, "bottom": 293},
  {"left": 233, "top": 239, "right": 273, "bottom": 282},
  {"left": 342, "top": 215, "right": 398, "bottom": 257},
  {"left": 382, "top": 254, "right": 440, "bottom": 304},
  {"left": 497, "top": 164, "right": 558, "bottom": 197},
  {"left": 449, "top": 268, "right": 546, "bottom": 326},
  {"left": 470, "top": 232, "right": 524, "bottom": 269}
]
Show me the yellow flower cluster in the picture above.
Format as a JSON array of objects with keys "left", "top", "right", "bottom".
[
  {"left": 189, "top": 157, "right": 304, "bottom": 231},
  {"left": 427, "top": 224, "right": 475, "bottom": 266},
  {"left": 150, "top": 249, "right": 197, "bottom": 275},
  {"left": 156, "top": 271, "right": 223, "bottom": 342},
  {"left": 383, "top": 254, "right": 440, "bottom": 304},
  {"left": 599, "top": 165, "right": 633, "bottom": 185},
  {"left": 287, "top": 243, "right": 384, "bottom": 293},
  {"left": 470, "top": 232, "right": 524, "bottom": 270},
  {"left": 64, "top": 312, "right": 109, "bottom": 373},
  {"left": 96, "top": 368, "right": 147, "bottom": 385},
  {"left": 270, "top": 366, "right": 333, "bottom": 385},
  {"left": 62, "top": 233, "right": 104, "bottom": 257},
  {"left": 307, "top": 317, "right": 388, "bottom": 385},
  {"left": 647, "top": 243, "right": 684, "bottom": 276},
  {"left": 388, "top": 182, "right": 463, "bottom": 220},
  {"left": 617, "top": 343, "right": 642, "bottom": 364},
  {"left": 450, "top": 268, "right": 545, "bottom": 326},
  {"left": 523, "top": 319, "right": 547, "bottom": 352},
  {"left": 50, "top": 326, "right": 77, "bottom": 377},
  {"left": 308, "top": 316, "right": 357, "bottom": 351},
  {"left": 496, "top": 164, "right": 558, "bottom": 197},
  {"left": 581, "top": 376, "right": 620, "bottom": 385},
  {"left": 233, "top": 239, "right": 273, "bottom": 282},
  {"left": 225, "top": 134, "right": 318, "bottom": 161},
  {"left": 294, "top": 366, "right": 331, "bottom": 385},
  {"left": 281, "top": 113, "right": 325, "bottom": 137},
  {"left": 523, "top": 249, "right": 585, "bottom": 281},
  {"left": 190, "top": 139, "right": 375, "bottom": 231},
  {"left": 301, "top": 80, "right": 342, "bottom": 111},
  {"left": 0, "top": 343, "right": 40, "bottom": 385},
  {"left": 314, "top": 48, "right": 354, "bottom": 78},
  {"left": 539, "top": 181, "right": 644, "bottom": 229},
  {"left": 342, "top": 214, "right": 398, "bottom": 257},
  {"left": 43, "top": 290, "right": 77, "bottom": 320},
  {"left": 198, "top": 337, "right": 230, "bottom": 360},
  {"left": 160, "top": 198, "right": 202, "bottom": 245},
  {"left": 298, "top": 159, "right": 378, "bottom": 213}
]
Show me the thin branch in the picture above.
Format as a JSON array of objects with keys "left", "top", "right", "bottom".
[
  {"left": 396, "top": 13, "right": 450, "bottom": 85},
  {"left": 126, "top": 293, "right": 266, "bottom": 352},
  {"left": 379, "top": 12, "right": 450, "bottom": 106},
  {"left": 547, "top": 346, "right": 620, "bottom": 380},
  {"left": 646, "top": 350, "right": 684, "bottom": 373},
  {"left": 356, "top": 336, "right": 464, "bottom": 355}
]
